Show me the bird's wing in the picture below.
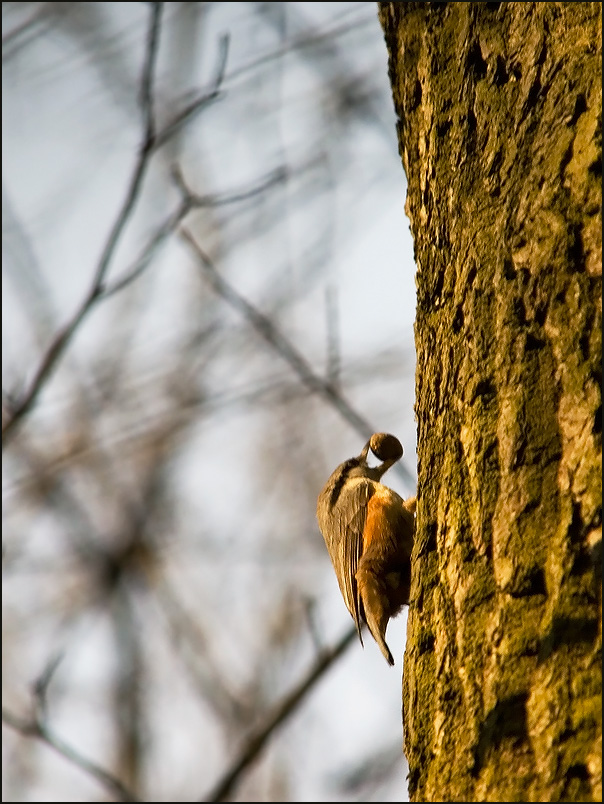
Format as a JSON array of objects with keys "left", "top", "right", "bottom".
[{"left": 332, "top": 478, "right": 374, "bottom": 641}]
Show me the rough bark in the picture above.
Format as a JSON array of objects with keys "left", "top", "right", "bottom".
[{"left": 378, "top": 3, "right": 601, "bottom": 801}]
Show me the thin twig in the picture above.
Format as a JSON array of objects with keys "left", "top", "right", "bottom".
[
  {"left": 152, "top": 33, "right": 230, "bottom": 150},
  {"left": 1, "top": 8, "right": 378, "bottom": 447},
  {"left": 2, "top": 4, "right": 164, "bottom": 447},
  {"left": 1, "top": 10, "right": 238, "bottom": 446},
  {"left": 32, "top": 650, "right": 65, "bottom": 721},
  {"left": 90, "top": 2, "right": 163, "bottom": 295},
  {"left": 2, "top": 6, "right": 49, "bottom": 58},
  {"left": 101, "top": 163, "right": 289, "bottom": 299},
  {"left": 100, "top": 199, "right": 191, "bottom": 300},
  {"left": 139, "top": 2, "right": 161, "bottom": 143},
  {"left": 171, "top": 163, "right": 289, "bottom": 209},
  {"left": 2, "top": 707, "right": 138, "bottom": 802},
  {"left": 224, "top": 8, "right": 375, "bottom": 86},
  {"left": 180, "top": 229, "right": 416, "bottom": 489},
  {"left": 202, "top": 626, "right": 358, "bottom": 802}
]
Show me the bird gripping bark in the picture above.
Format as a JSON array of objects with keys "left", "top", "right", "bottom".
[{"left": 316, "top": 433, "right": 415, "bottom": 665}]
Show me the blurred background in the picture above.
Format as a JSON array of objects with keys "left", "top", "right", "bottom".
[{"left": 2, "top": 3, "right": 417, "bottom": 801}]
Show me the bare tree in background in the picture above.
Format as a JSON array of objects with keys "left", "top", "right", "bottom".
[
  {"left": 3, "top": 3, "right": 417, "bottom": 802},
  {"left": 379, "top": 2, "right": 601, "bottom": 801}
]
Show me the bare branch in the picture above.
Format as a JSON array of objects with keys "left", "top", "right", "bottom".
[
  {"left": 100, "top": 162, "right": 289, "bottom": 299},
  {"left": 2, "top": 6, "right": 50, "bottom": 59},
  {"left": 33, "top": 651, "right": 65, "bottom": 721},
  {"left": 88, "top": 1, "right": 163, "bottom": 295},
  {"left": 139, "top": 2, "right": 162, "bottom": 143},
  {"left": 2, "top": 4, "right": 164, "bottom": 447},
  {"left": 224, "top": 7, "right": 376, "bottom": 86},
  {"left": 2, "top": 707, "right": 138, "bottom": 802},
  {"left": 100, "top": 198, "right": 191, "bottom": 300},
  {"left": 151, "top": 33, "right": 230, "bottom": 150},
  {"left": 171, "top": 163, "right": 289, "bottom": 209},
  {"left": 202, "top": 626, "right": 358, "bottom": 802},
  {"left": 180, "top": 229, "right": 416, "bottom": 489}
]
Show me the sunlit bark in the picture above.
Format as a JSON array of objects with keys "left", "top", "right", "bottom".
[{"left": 379, "top": 3, "right": 602, "bottom": 800}]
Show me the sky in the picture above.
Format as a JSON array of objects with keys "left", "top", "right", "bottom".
[{"left": 2, "top": 3, "right": 418, "bottom": 801}]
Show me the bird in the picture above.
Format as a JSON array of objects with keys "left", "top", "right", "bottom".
[{"left": 316, "top": 433, "right": 415, "bottom": 665}]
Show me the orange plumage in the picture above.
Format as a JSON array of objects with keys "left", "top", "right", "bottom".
[{"left": 317, "top": 433, "right": 415, "bottom": 665}]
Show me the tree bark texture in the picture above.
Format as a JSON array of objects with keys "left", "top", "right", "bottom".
[{"left": 378, "top": 3, "right": 601, "bottom": 801}]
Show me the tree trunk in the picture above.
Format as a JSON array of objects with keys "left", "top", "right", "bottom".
[{"left": 378, "top": 3, "right": 601, "bottom": 801}]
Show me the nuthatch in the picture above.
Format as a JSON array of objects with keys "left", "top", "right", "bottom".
[{"left": 316, "top": 433, "right": 415, "bottom": 665}]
